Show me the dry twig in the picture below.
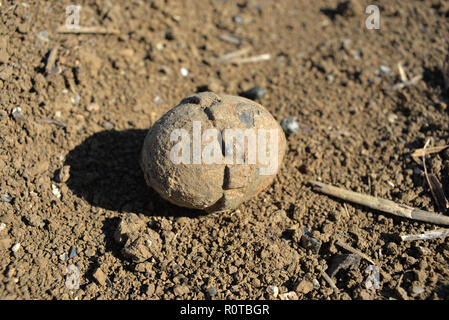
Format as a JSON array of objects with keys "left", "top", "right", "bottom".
[
  {"left": 230, "top": 53, "right": 271, "bottom": 64},
  {"left": 216, "top": 47, "right": 252, "bottom": 63},
  {"left": 397, "top": 62, "right": 408, "bottom": 83},
  {"left": 56, "top": 26, "right": 119, "bottom": 35},
  {"left": 219, "top": 34, "right": 241, "bottom": 45},
  {"left": 318, "top": 266, "right": 339, "bottom": 294},
  {"left": 422, "top": 140, "right": 448, "bottom": 212},
  {"left": 400, "top": 228, "right": 449, "bottom": 241},
  {"left": 335, "top": 240, "right": 376, "bottom": 265},
  {"left": 310, "top": 181, "right": 449, "bottom": 226},
  {"left": 411, "top": 145, "right": 448, "bottom": 158}
]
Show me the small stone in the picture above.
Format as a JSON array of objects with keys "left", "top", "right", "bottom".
[
  {"left": 266, "top": 285, "right": 279, "bottom": 297},
  {"left": 1, "top": 194, "right": 12, "bottom": 202},
  {"left": 38, "top": 31, "right": 50, "bottom": 42},
  {"left": 358, "top": 290, "right": 372, "bottom": 300},
  {"left": 115, "top": 214, "right": 163, "bottom": 263},
  {"left": 86, "top": 102, "right": 100, "bottom": 112},
  {"left": 71, "top": 93, "right": 81, "bottom": 105},
  {"left": 5, "top": 265, "right": 15, "bottom": 278},
  {"left": 146, "top": 283, "right": 155, "bottom": 296},
  {"left": 279, "top": 291, "right": 298, "bottom": 300},
  {"left": 103, "top": 121, "right": 113, "bottom": 129},
  {"left": 280, "top": 118, "right": 300, "bottom": 136},
  {"left": 25, "top": 214, "right": 41, "bottom": 227},
  {"left": 51, "top": 184, "right": 61, "bottom": 199},
  {"left": 92, "top": 267, "right": 107, "bottom": 286},
  {"left": 387, "top": 113, "right": 398, "bottom": 123},
  {"left": 11, "top": 243, "right": 21, "bottom": 252},
  {"left": 411, "top": 286, "right": 424, "bottom": 295},
  {"left": 228, "top": 265, "right": 238, "bottom": 274},
  {"left": 295, "top": 279, "right": 314, "bottom": 295},
  {"left": 0, "top": 66, "right": 13, "bottom": 81},
  {"left": 173, "top": 285, "right": 189, "bottom": 296},
  {"left": 57, "top": 165, "right": 71, "bottom": 183},
  {"left": 85, "top": 247, "right": 95, "bottom": 257},
  {"left": 207, "top": 287, "right": 218, "bottom": 297},
  {"left": 239, "top": 86, "right": 266, "bottom": 100},
  {"left": 312, "top": 279, "right": 320, "bottom": 288},
  {"left": 233, "top": 15, "right": 243, "bottom": 24},
  {"left": 0, "top": 223, "right": 6, "bottom": 232},
  {"left": 153, "top": 96, "right": 163, "bottom": 104},
  {"left": 379, "top": 65, "right": 392, "bottom": 76},
  {"left": 11, "top": 107, "right": 23, "bottom": 120},
  {"left": 384, "top": 242, "right": 398, "bottom": 255},
  {"left": 135, "top": 262, "right": 154, "bottom": 274},
  {"left": 180, "top": 67, "right": 189, "bottom": 77},
  {"left": 59, "top": 253, "right": 68, "bottom": 262},
  {"left": 327, "top": 254, "right": 361, "bottom": 278},
  {"left": 69, "top": 246, "right": 77, "bottom": 258}
]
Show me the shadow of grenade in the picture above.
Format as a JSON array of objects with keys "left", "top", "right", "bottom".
[{"left": 140, "top": 92, "right": 287, "bottom": 212}]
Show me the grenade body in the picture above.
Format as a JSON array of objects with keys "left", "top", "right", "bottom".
[{"left": 140, "top": 92, "right": 286, "bottom": 212}]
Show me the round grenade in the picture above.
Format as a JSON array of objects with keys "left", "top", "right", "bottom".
[{"left": 140, "top": 92, "right": 286, "bottom": 212}]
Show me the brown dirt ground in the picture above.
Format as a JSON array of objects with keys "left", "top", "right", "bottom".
[{"left": 1, "top": 0, "right": 449, "bottom": 300}]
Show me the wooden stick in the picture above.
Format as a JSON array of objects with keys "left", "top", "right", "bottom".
[
  {"left": 411, "top": 145, "right": 448, "bottom": 158},
  {"left": 335, "top": 240, "right": 376, "bottom": 265},
  {"left": 400, "top": 229, "right": 449, "bottom": 241},
  {"left": 230, "top": 53, "right": 271, "bottom": 64},
  {"left": 217, "top": 47, "right": 252, "bottom": 63},
  {"left": 56, "top": 26, "right": 120, "bottom": 35},
  {"left": 36, "top": 118, "right": 67, "bottom": 128},
  {"left": 318, "top": 266, "right": 339, "bottom": 294},
  {"left": 219, "top": 34, "right": 241, "bottom": 45},
  {"left": 397, "top": 62, "right": 408, "bottom": 83},
  {"left": 422, "top": 140, "right": 448, "bottom": 212},
  {"left": 310, "top": 181, "right": 449, "bottom": 226}
]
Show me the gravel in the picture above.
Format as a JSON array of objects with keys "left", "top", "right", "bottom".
[
  {"left": 207, "top": 287, "right": 218, "bottom": 297},
  {"left": 69, "top": 246, "right": 77, "bottom": 259},
  {"left": 280, "top": 118, "right": 300, "bottom": 136},
  {"left": 1, "top": 194, "right": 12, "bottom": 203}
]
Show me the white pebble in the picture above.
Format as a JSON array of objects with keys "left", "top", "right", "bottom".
[
  {"left": 1, "top": 194, "right": 13, "bottom": 202},
  {"left": 412, "top": 286, "right": 424, "bottom": 295},
  {"left": 180, "top": 67, "right": 189, "bottom": 77},
  {"left": 266, "top": 285, "right": 279, "bottom": 297},
  {"left": 0, "top": 223, "right": 6, "bottom": 232},
  {"left": 380, "top": 65, "right": 392, "bottom": 75},
  {"left": 51, "top": 184, "right": 61, "bottom": 199},
  {"left": 279, "top": 291, "right": 298, "bottom": 300},
  {"left": 12, "top": 243, "right": 21, "bottom": 252},
  {"left": 11, "top": 107, "right": 22, "bottom": 120},
  {"left": 153, "top": 96, "right": 163, "bottom": 104},
  {"left": 71, "top": 93, "right": 81, "bottom": 105}
]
